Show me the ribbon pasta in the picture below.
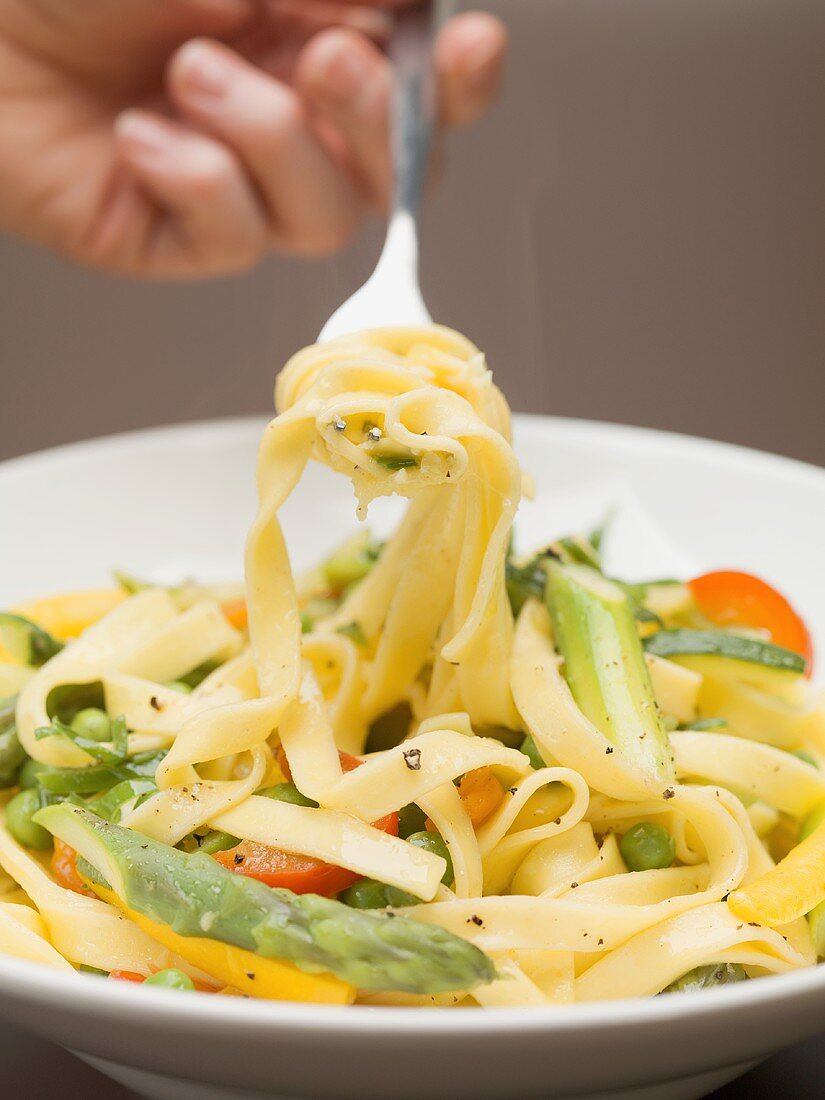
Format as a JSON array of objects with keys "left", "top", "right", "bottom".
[{"left": 2, "top": 324, "right": 822, "bottom": 1006}]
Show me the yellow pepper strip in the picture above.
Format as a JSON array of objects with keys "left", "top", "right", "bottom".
[
  {"left": 728, "top": 821, "right": 825, "bottom": 926},
  {"left": 8, "top": 588, "right": 127, "bottom": 651},
  {"left": 91, "top": 884, "right": 355, "bottom": 1004}
]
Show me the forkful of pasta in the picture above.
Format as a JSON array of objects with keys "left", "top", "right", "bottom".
[{"left": 318, "top": 1, "right": 455, "bottom": 343}]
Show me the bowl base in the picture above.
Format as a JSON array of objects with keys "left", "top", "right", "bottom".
[{"left": 75, "top": 1050, "right": 758, "bottom": 1100}]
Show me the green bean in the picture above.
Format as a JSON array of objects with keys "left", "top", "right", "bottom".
[
  {"left": 198, "top": 830, "right": 240, "bottom": 855},
  {"left": 5, "top": 789, "right": 53, "bottom": 850},
  {"left": 520, "top": 734, "right": 545, "bottom": 770},
  {"left": 143, "top": 968, "right": 195, "bottom": 991},
  {"left": 340, "top": 880, "right": 389, "bottom": 909},
  {"left": 71, "top": 708, "right": 111, "bottom": 742},
  {"left": 258, "top": 782, "right": 319, "bottom": 808},
  {"left": 620, "top": 822, "right": 675, "bottom": 872}
]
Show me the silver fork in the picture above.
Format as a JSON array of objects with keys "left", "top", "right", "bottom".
[{"left": 318, "top": 1, "right": 455, "bottom": 343}]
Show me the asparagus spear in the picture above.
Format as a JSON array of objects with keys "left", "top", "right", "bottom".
[
  {"left": 545, "top": 562, "right": 675, "bottom": 786},
  {"left": 35, "top": 804, "right": 494, "bottom": 995},
  {"left": 0, "top": 613, "right": 63, "bottom": 666}
]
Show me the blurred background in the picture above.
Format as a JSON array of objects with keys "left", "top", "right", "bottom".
[{"left": 1, "top": 0, "right": 823, "bottom": 465}]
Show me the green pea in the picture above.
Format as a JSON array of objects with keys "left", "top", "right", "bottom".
[
  {"left": 407, "top": 830, "right": 454, "bottom": 886},
  {"left": 144, "top": 968, "right": 195, "bottom": 991},
  {"left": 71, "top": 707, "right": 111, "bottom": 742},
  {"left": 384, "top": 885, "right": 421, "bottom": 907},
  {"left": 163, "top": 680, "right": 193, "bottom": 695},
  {"left": 5, "top": 789, "right": 52, "bottom": 850},
  {"left": 19, "top": 757, "right": 49, "bottom": 789},
  {"left": 198, "top": 830, "right": 239, "bottom": 855},
  {"left": 340, "top": 880, "right": 388, "bottom": 909},
  {"left": 793, "top": 750, "right": 819, "bottom": 769},
  {"left": 397, "top": 803, "right": 428, "bottom": 839},
  {"left": 258, "top": 782, "right": 319, "bottom": 808},
  {"left": 620, "top": 822, "right": 675, "bottom": 872},
  {"left": 800, "top": 803, "right": 825, "bottom": 843},
  {"left": 520, "top": 734, "right": 545, "bottom": 770},
  {"left": 300, "top": 611, "right": 313, "bottom": 634}
]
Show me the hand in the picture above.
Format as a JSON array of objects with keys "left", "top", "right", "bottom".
[{"left": 0, "top": 1, "right": 506, "bottom": 277}]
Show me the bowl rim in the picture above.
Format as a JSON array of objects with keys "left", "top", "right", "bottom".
[{"left": 1, "top": 413, "right": 824, "bottom": 1036}]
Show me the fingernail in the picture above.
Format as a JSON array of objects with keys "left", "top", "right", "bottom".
[
  {"left": 115, "top": 112, "right": 173, "bottom": 160},
  {"left": 313, "top": 37, "right": 370, "bottom": 105},
  {"left": 176, "top": 41, "right": 231, "bottom": 104}
]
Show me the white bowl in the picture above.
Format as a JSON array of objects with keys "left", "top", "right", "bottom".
[{"left": 1, "top": 415, "right": 824, "bottom": 1100}]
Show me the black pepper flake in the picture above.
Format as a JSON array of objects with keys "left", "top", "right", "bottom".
[
  {"left": 403, "top": 748, "right": 422, "bottom": 771},
  {"left": 508, "top": 787, "right": 517, "bottom": 795},
  {"left": 234, "top": 854, "right": 245, "bottom": 866},
  {"left": 570, "top": 882, "right": 579, "bottom": 889},
  {"left": 467, "top": 914, "right": 484, "bottom": 927},
  {"left": 246, "top": 972, "right": 256, "bottom": 981},
  {"left": 663, "top": 788, "right": 675, "bottom": 800},
  {"left": 554, "top": 817, "right": 562, "bottom": 825},
  {"left": 605, "top": 747, "right": 614, "bottom": 755},
  {"left": 149, "top": 696, "right": 162, "bottom": 711},
  {"left": 597, "top": 938, "right": 604, "bottom": 946},
  {"left": 748, "top": 921, "right": 761, "bottom": 928}
]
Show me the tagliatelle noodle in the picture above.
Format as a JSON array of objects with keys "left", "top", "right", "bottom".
[{"left": 3, "top": 325, "right": 822, "bottom": 1003}]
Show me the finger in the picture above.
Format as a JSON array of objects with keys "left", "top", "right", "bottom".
[
  {"left": 294, "top": 27, "right": 392, "bottom": 205},
  {"left": 167, "top": 38, "right": 365, "bottom": 255},
  {"left": 113, "top": 109, "right": 269, "bottom": 276},
  {"left": 435, "top": 12, "right": 508, "bottom": 127},
  {"left": 294, "top": 12, "right": 507, "bottom": 206}
]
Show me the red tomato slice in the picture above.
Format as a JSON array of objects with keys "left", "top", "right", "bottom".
[
  {"left": 51, "top": 838, "right": 96, "bottom": 897},
  {"left": 215, "top": 749, "right": 398, "bottom": 896},
  {"left": 689, "top": 570, "right": 813, "bottom": 674}
]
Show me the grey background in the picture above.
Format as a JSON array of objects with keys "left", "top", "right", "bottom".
[
  {"left": 1, "top": 0, "right": 823, "bottom": 465},
  {"left": 0, "top": 0, "right": 823, "bottom": 1094}
]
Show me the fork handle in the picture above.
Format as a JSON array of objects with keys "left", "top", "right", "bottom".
[{"left": 389, "top": 1, "right": 456, "bottom": 220}]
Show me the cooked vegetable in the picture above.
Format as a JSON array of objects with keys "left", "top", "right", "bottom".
[
  {"left": 397, "top": 802, "right": 428, "bottom": 839},
  {"left": 322, "top": 531, "right": 382, "bottom": 592},
  {"left": 373, "top": 454, "right": 419, "bottom": 471},
  {"left": 620, "top": 822, "right": 675, "bottom": 872},
  {"left": 71, "top": 707, "right": 111, "bottom": 743},
  {"left": 728, "top": 819, "right": 825, "bottom": 926},
  {"left": 36, "top": 805, "right": 495, "bottom": 995},
  {"left": 663, "top": 963, "right": 747, "bottom": 994},
  {"left": 144, "top": 968, "right": 196, "bottom": 991},
  {"left": 340, "top": 880, "right": 390, "bottom": 910},
  {"left": 6, "top": 789, "right": 53, "bottom": 850},
  {"left": 0, "top": 696, "right": 25, "bottom": 788},
  {"left": 520, "top": 734, "right": 545, "bottom": 770},
  {"left": 458, "top": 768, "right": 504, "bottom": 827},
  {"left": 546, "top": 563, "right": 675, "bottom": 786},
  {"left": 33, "top": 750, "right": 165, "bottom": 796},
  {"left": 0, "top": 613, "right": 63, "bottom": 667},
  {"left": 689, "top": 570, "right": 813, "bottom": 670},
  {"left": 163, "top": 680, "right": 193, "bottom": 695},
  {"left": 216, "top": 755, "right": 398, "bottom": 896},
  {"left": 644, "top": 629, "right": 807, "bottom": 676}
]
